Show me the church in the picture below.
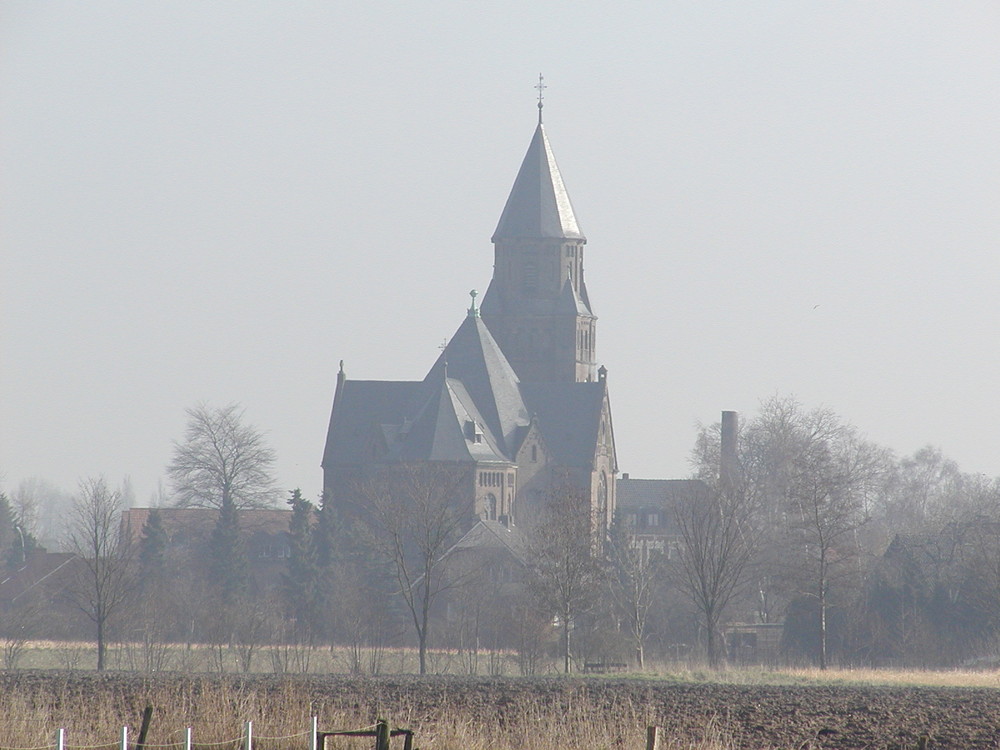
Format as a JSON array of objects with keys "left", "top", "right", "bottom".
[{"left": 322, "top": 106, "right": 617, "bottom": 534}]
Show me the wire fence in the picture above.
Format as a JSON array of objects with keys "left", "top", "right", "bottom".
[{"left": 0, "top": 718, "right": 388, "bottom": 750}]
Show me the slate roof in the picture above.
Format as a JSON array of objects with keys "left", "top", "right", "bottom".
[
  {"left": 556, "top": 277, "right": 594, "bottom": 317},
  {"left": 521, "top": 382, "right": 606, "bottom": 468},
  {"left": 422, "top": 314, "right": 528, "bottom": 457},
  {"left": 442, "top": 519, "right": 529, "bottom": 564},
  {"left": 0, "top": 552, "right": 79, "bottom": 606},
  {"left": 392, "top": 376, "right": 507, "bottom": 463},
  {"left": 492, "top": 123, "right": 584, "bottom": 241},
  {"left": 323, "top": 380, "right": 423, "bottom": 468},
  {"left": 325, "top": 313, "right": 534, "bottom": 468},
  {"left": 323, "top": 311, "right": 610, "bottom": 474},
  {"left": 616, "top": 478, "right": 708, "bottom": 510}
]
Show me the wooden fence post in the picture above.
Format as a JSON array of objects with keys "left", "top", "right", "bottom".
[
  {"left": 374, "top": 720, "right": 389, "bottom": 750},
  {"left": 135, "top": 705, "right": 154, "bottom": 750},
  {"left": 55, "top": 728, "right": 64, "bottom": 750},
  {"left": 185, "top": 728, "right": 192, "bottom": 750},
  {"left": 120, "top": 726, "right": 128, "bottom": 750},
  {"left": 244, "top": 721, "right": 253, "bottom": 750},
  {"left": 646, "top": 726, "right": 662, "bottom": 750},
  {"left": 310, "top": 716, "right": 318, "bottom": 750}
]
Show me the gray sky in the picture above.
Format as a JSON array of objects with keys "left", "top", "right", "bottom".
[{"left": 3, "top": 2, "right": 999, "bottom": 506}]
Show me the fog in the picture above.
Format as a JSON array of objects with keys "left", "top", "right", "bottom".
[{"left": 3, "top": 2, "right": 999, "bottom": 503}]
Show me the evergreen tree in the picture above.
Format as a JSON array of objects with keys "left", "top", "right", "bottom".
[
  {"left": 313, "top": 490, "right": 336, "bottom": 572},
  {"left": 138, "top": 508, "right": 168, "bottom": 583},
  {"left": 210, "top": 499, "right": 249, "bottom": 603},
  {"left": 283, "top": 489, "right": 319, "bottom": 634}
]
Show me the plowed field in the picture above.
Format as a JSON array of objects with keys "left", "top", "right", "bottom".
[{"left": 1, "top": 672, "right": 997, "bottom": 749}]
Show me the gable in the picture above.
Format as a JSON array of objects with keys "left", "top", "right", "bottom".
[
  {"left": 520, "top": 382, "right": 606, "bottom": 468},
  {"left": 322, "top": 380, "right": 423, "bottom": 468}
]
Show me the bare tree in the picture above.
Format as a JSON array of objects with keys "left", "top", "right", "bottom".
[
  {"left": 785, "top": 423, "right": 888, "bottom": 669},
  {"left": 699, "top": 398, "right": 891, "bottom": 668},
  {"left": 358, "top": 464, "right": 473, "bottom": 675},
  {"left": 526, "top": 487, "right": 606, "bottom": 674},
  {"left": 168, "top": 403, "right": 278, "bottom": 509},
  {"left": 608, "top": 518, "right": 661, "bottom": 669},
  {"left": 674, "top": 482, "right": 760, "bottom": 668},
  {"left": 65, "top": 477, "right": 136, "bottom": 671},
  {"left": 10, "top": 477, "right": 71, "bottom": 548}
]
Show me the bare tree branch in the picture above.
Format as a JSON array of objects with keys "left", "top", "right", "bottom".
[{"left": 168, "top": 403, "right": 278, "bottom": 509}]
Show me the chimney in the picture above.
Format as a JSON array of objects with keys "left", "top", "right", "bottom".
[{"left": 720, "top": 410, "right": 738, "bottom": 491}]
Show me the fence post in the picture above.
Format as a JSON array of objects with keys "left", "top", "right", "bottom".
[
  {"left": 135, "top": 705, "right": 154, "bottom": 750},
  {"left": 645, "top": 726, "right": 662, "bottom": 750},
  {"left": 374, "top": 719, "right": 389, "bottom": 750},
  {"left": 56, "top": 728, "right": 64, "bottom": 750},
  {"left": 244, "top": 721, "right": 253, "bottom": 750},
  {"left": 185, "top": 728, "right": 192, "bottom": 750},
  {"left": 310, "top": 716, "right": 318, "bottom": 750},
  {"left": 120, "top": 727, "right": 129, "bottom": 750}
]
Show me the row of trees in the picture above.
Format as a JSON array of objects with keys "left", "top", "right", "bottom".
[
  {"left": 678, "top": 396, "right": 1000, "bottom": 668},
  {"left": 7, "top": 398, "right": 1000, "bottom": 672}
]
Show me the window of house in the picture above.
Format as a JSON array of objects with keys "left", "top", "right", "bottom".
[{"left": 647, "top": 512, "right": 660, "bottom": 527}]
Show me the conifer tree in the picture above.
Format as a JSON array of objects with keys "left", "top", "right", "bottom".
[
  {"left": 210, "top": 499, "right": 249, "bottom": 603},
  {"left": 284, "top": 489, "right": 319, "bottom": 635},
  {"left": 138, "top": 507, "right": 168, "bottom": 582}
]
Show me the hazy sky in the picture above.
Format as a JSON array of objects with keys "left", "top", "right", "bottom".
[{"left": 3, "top": 2, "right": 999, "bottom": 506}]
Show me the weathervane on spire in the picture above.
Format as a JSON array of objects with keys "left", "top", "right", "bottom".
[{"left": 535, "top": 73, "right": 546, "bottom": 124}]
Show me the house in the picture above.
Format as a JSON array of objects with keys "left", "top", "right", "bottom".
[{"left": 615, "top": 475, "right": 707, "bottom": 561}]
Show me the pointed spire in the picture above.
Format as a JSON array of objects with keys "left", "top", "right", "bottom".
[{"left": 492, "top": 121, "right": 584, "bottom": 241}]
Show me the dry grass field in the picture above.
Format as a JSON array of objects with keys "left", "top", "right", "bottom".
[{"left": 2, "top": 669, "right": 1000, "bottom": 750}]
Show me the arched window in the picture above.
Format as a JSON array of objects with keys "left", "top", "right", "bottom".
[
  {"left": 598, "top": 471, "right": 609, "bottom": 539},
  {"left": 485, "top": 493, "right": 498, "bottom": 521}
]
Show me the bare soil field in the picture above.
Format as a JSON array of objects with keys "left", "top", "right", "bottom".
[{"left": 1, "top": 671, "right": 998, "bottom": 750}]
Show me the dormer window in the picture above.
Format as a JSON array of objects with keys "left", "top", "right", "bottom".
[{"left": 466, "top": 420, "right": 484, "bottom": 444}]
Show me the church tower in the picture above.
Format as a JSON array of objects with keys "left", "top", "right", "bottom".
[{"left": 480, "top": 105, "right": 597, "bottom": 383}]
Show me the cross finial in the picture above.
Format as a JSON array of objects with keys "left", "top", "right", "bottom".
[{"left": 535, "top": 73, "right": 546, "bottom": 124}]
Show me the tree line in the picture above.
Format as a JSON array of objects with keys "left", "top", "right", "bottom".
[{"left": 5, "top": 397, "right": 1000, "bottom": 672}]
